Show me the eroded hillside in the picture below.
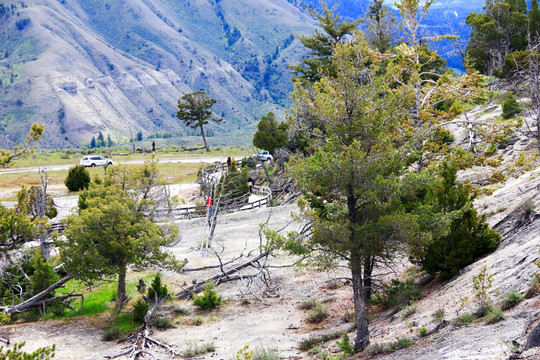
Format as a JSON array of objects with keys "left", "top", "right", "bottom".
[{"left": 0, "top": 0, "right": 314, "bottom": 148}]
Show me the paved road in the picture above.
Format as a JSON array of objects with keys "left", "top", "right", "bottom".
[{"left": 0, "top": 156, "right": 235, "bottom": 175}]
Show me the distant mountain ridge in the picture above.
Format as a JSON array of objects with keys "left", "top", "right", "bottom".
[
  {"left": 0, "top": 0, "right": 314, "bottom": 148},
  {"left": 0, "top": 0, "right": 486, "bottom": 148}
]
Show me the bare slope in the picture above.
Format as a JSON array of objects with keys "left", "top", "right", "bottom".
[{"left": 0, "top": 0, "right": 314, "bottom": 148}]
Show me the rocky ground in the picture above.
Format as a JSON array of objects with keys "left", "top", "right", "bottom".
[{"left": 0, "top": 106, "right": 539, "bottom": 359}]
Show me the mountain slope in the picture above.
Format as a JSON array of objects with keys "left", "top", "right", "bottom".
[{"left": 0, "top": 0, "right": 315, "bottom": 148}]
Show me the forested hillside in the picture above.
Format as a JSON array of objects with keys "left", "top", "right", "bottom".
[{"left": 0, "top": 0, "right": 314, "bottom": 148}]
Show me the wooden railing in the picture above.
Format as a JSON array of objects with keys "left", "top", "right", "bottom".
[{"left": 49, "top": 161, "right": 273, "bottom": 231}]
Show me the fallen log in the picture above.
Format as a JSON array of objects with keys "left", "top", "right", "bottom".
[
  {"left": 0, "top": 273, "right": 74, "bottom": 315},
  {"left": 175, "top": 251, "right": 269, "bottom": 299}
]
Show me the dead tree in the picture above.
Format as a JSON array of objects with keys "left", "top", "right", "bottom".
[{"left": 104, "top": 294, "right": 179, "bottom": 359}]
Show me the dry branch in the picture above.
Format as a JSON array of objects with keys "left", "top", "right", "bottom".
[
  {"left": 0, "top": 273, "right": 74, "bottom": 315},
  {"left": 176, "top": 251, "right": 269, "bottom": 299}
]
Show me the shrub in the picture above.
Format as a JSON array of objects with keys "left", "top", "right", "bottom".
[
  {"left": 305, "top": 303, "right": 328, "bottom": 324},
  {"left": 419, "top": 327, "right": 428, "bottom": 337},
  {"left": 132, "top": 298, "right": 150, "bottom": 323},
  {"left": 193, "top": 283, "right": 221, "bottom": 311},
  {"left": 102, "top": 323, "right": 123, "bottom": 341},
  {"left": 472, "top": 266, "right": 495, "bottom": 314},
  {"left": 396, "top": 337, "right": 415, "bottom": 349},
  {"left": 252, "top": 346, "right": 280, "bottom": 360},
  {"left": 453, "top": 313, "right": 475, "bottom": 326},
  {"left": 336, "top": 333, "right": 354, "bottom": 355},
  {"left": 298, "top": 298, "right": 318, "bottom": 310},
  {"left": 182, "top": 341, "right": 215, "bottom": 357},
  {"left": 195, "top": 316, "right": 203, "bottom": 326},
  {"left": 485, "top": 307, "right": 504, "bottom": 324},
  {"left": 401, "top": 302, "right": 418, "bottom": 318},
  {"left": 433, "top": 308, "right": 445, "bottom": 323},
  {"left": 28, "top": 251, "right": 58, "bottom": 297},
  {"left": 502, "top": 91, "right": 521, "bottom": 119},
  {"left": 366, "top": 343, "right": 384, "bottom": 356},
  {"left": 500, "top": 290, "right": 524, "bottom": 310},
  {"left": 64, "top": 165, "right": 90, "bottom": 192},
  {"left": 370, "top": 279, "right": 420, "bottom": 309},
  {"left": 418, "top": 162, "right": 500, "bottom": 280},
  {"left": 241, "top": 156, "right": 257, "bottom": 169},
  {"left": 173, "top": 305, "right": 190, "bottom": 315},
  {"left": 152, "top": 316, "right": 175, "bottom": 329},
  {"left": 299, "top": 331, "right": 341, "bottom": 351},
  {"left": 147, "top": 273, "right": 168, "bottom": 302},
  {"left": 0, "top": 342, "right": 55, "bottom": 359}
]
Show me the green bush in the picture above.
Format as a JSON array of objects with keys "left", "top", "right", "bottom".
[
  {"left": 336, "top": 333, "right": 354, "bottom": 355},
  {"left": 418, "top": 161, "right": 500, "bottom": 280},
  {"left": 299, "top": 331, "right": 341, "bottom": 351},
  {"left": 453, "top": 313, "right": 475, "bottom": 326},
  {"left": 193, "top": 283, "right": 222, "bottom": 311},
  {"left": 28, "top": 251, "right": 58, "bottom": 297},
  {"left": 0, "top": 342, "right": 55, "bottom": 359},
  {"left": 152, "top": 316, "right": 175, "bottom": 329},
  {"left": 305, "top": 303, "right": 329, "bottom": 324},
  {"left": 132, "top": 298, "right": 149, "bottom": 323},
  {"left": 485, "top": 307, "right": 504, "bottom": 324},
  {"left": 419, "top": 327, "right": 428, "bottom": 337},
  {"left": 102, "top": 323, "right": 123, "bottom": 341},
  {"left": 147, "top": 273, "right": 168, "bottom": 302},
  {"left": 366, "top": 343, "right": 384, "bottom": 356},
  {"left": 64, "top": 165, "right": 91, "bottom": 192},
  {"left": 298, "top": 298, "right": 318, "bottom": 310},
  {"left": 370, "top": 279, "right": 420, "bottom": 309},
  {"left": 433, "top": 308, "right": 445, "bottom": 323},
  {"left": 173, "top": 305, "right": 190, "bottom": 315},
  {"left": 500, "top": 290, "right": 524, "bottom": 310},
  {"left": 502, "top": 91, "right": 521, "bottom": 119},
  {"left": 241, "top": 156, "right": 257, "bottom": 169}
]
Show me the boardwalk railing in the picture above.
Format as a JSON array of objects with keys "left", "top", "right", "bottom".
[{"left": 48, "top": 160, "right": 272, "bottom": 231}]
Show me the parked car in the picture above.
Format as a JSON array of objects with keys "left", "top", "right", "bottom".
[
  {"left": 253, "top": 150, "right": 273, "bottom": 162},
  {"left": 80, "top": 155, "right": 114, "bottom": 167}
]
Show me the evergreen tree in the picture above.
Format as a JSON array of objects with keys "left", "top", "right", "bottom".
[
  {"left": 61, "top": 162, "right": 178, "bottom": 308},
  {"left": 413, "top": 162, "right": 500, "bottom": 280},
  {"left": 90, "top": 136, "right": 96, "bottom": 149},
  {"left": 97, "top": 131, "right": 105, "bottom": 148},
  {"left": 136, "top": 131, "right": 143, "bottom": 142},
  {"left": 365, "top": 0, "right": 396, "bottom": 53},
  {"left": 176, "top": 92, "right": 222, "bottom": 152},
  {"left": 107, "top": 133, "right": 113, "bottom": 147},
  {"left": 289, "top": 1, "right": 360, "bottom": 83},
  {"left": 252, "top": 112, "right": 288, "bottom": 154}
]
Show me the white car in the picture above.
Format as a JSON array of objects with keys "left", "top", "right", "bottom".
[
  {"left": 80, "top": 155, "right": 113, "bottom": 167},
  {"left": 253, "top": 150, "right": 273, "bottom": 162}
]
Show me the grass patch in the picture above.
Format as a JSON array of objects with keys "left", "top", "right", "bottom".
[
  {"left": 500, "top": 290, "right": 524, "bottom": 310},
  {"left": 299, "top": 331, "right": 341, "bottom": 351},
  {"left": 401, "top": 302, "right": 418, "bottom": 319},
  {"left": 298, "top": 298, "right": 318, "bottom": 310},
  {"left": 485, "top": 307, "right": 504, "bottom": 324},
  {"left": 181, "top": 341, "right": 215, "bottom": 357},
  {"left": 453, "top": 313, "right": 475, "bottom": 326},
  {"left": 432, "top": 308, "right": 445, "bottom": 323},
  {"left": 305, "top": 303, "right": 329, "bottom": 324},
  {"left": 252, "top": 346, "right": 280, "bottom": 360}
]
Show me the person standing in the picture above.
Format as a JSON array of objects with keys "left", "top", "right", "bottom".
[{"left": 226, "top": 156, "right": 232, "bottom": 169}]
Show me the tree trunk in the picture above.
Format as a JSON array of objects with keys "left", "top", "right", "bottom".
[
  {"left": 200, "top": 125, "right": 210, "bottom": 152},
  {"left": 351, "top": 255, "right": 370, "bottom": 351},
  {"left": 363, "top": 256, "right": 374, "bottom": 304},
  {"left": 116, "top": 267, "right": 127, "bottom": 309},
  {"left": 346, "top": 187, "right": 370, "bottom": 351}
]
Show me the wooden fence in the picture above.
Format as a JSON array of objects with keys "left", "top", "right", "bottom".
[{"left": 49, "top": 161, "right": 272, "bottom": 232}]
